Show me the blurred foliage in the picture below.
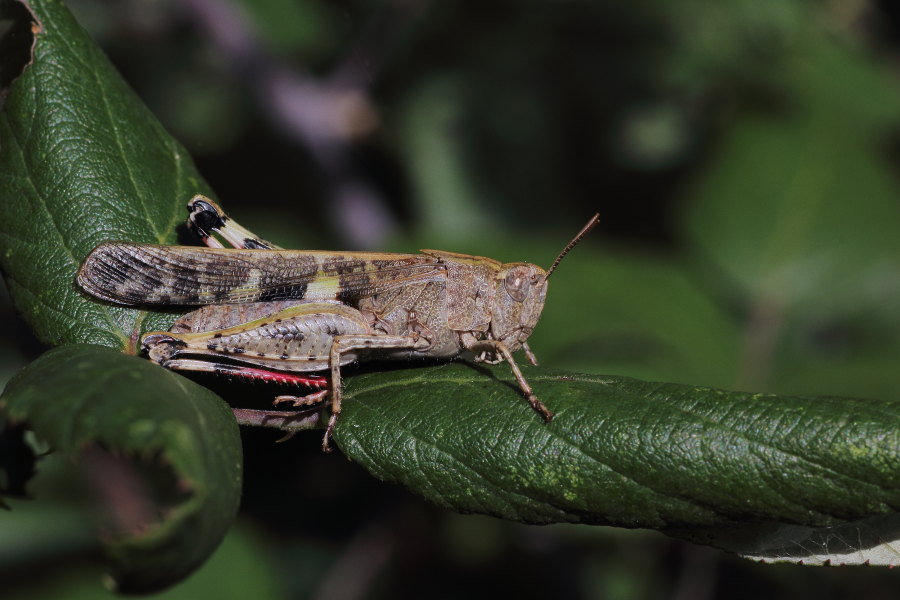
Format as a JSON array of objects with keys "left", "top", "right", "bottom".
[
  {"left": 2, "top": 345, "right": 243, "bottom": 592},
  {"left": 2, "top": 0, "right": 900, "bottom": 598}
]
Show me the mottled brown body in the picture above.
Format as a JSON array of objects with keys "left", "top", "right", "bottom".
[{"left": 78, "top": 195, "right": 594, "bottom": 450}]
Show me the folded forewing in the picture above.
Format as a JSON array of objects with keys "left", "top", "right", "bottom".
[{"left": 78, "top": 243, "right": 446, "bottom": 305}]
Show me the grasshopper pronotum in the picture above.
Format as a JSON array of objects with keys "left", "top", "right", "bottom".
[{"left": 78, "top": 196, "right": 598, "bottom": 450}]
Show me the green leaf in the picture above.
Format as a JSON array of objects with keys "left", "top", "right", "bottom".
[
  {"left": 0, "top": 0, "right": 214, "bottom": 351},
  {"left": 335, "top": 364, "right": 900, "bottom": 562},
  {"left": 0, "top": 344, "right": 242, "bottom": 593}
]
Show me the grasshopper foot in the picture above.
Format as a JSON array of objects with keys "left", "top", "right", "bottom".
[
  {"left": 322, "top": 412, "right": 339, "bottom": 453},
  {"left": 273, "top": 390, "right": 329, "bottom": 408},
  {"left": 274, "top": 391, "right": 336, "bottom": 451},
  {"left": 529, "top": 395, "right": 554, "bottom": 422}
]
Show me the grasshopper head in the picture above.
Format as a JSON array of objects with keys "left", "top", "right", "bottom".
[
  {"left": 490, "top": 213, "right": 600, "bottom": 352},
  {"left": 490, "top": 263, "right": 548, "bottom": 350}
]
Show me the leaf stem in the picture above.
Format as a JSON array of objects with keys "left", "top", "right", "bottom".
[{"left": 735, "top": 293, "right": 786, "bottom": 390}]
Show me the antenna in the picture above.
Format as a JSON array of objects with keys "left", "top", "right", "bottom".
[{"left": 545, "top": 213, "right": 600, "bottom": 280}]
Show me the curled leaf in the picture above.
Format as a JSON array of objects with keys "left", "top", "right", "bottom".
[{"left": 1, "top": 345, "right": 242, "bottom": 593}]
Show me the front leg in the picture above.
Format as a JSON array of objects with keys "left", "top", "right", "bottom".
[
  {"left": 463, "top": 336, "right": 554, "bottom": 422},
  {"left": 323, "top": 334, "right": 425, "bottom": 452}
]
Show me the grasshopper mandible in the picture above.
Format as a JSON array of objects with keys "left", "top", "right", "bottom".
[{"left": 78, "top": 196, "right": 599, "bottom": 451}]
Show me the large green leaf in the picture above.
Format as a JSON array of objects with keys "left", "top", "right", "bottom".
[
  {"left": 0, "top": 0, "right": 213, "bottom": 351},
  {"left": 334, "top": 364, "right": 900, "bottom": 563},
  {"left": 0, "top": 344, "right": 242, "bottom": 593},
  {"left": 336, "top": 364, "right": 900, "bottom": 527}
]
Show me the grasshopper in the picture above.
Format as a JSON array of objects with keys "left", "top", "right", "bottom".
[{"left": 78, "top": 196, "right": 598, "bottom": 451}]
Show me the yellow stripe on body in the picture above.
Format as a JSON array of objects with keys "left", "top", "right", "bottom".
[{"left": 307, "top": 271, "right": 342, "bottom": 299}]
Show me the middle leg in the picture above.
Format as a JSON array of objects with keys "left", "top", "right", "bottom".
[{"left": 321, "top": 333, "right": 426, "bottom": 452}]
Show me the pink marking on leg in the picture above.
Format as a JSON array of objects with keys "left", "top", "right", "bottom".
[{"left": 227, "top": 366, "right": 328, "bottom": 387}]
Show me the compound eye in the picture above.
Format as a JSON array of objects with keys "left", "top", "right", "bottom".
[{"left": 504, "top": 267, "right": 529, "bottom": 302}]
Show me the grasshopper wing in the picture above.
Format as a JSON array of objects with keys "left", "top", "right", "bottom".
[{"left": 78, "top": 243, "right": 445, "bottom": 306}]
